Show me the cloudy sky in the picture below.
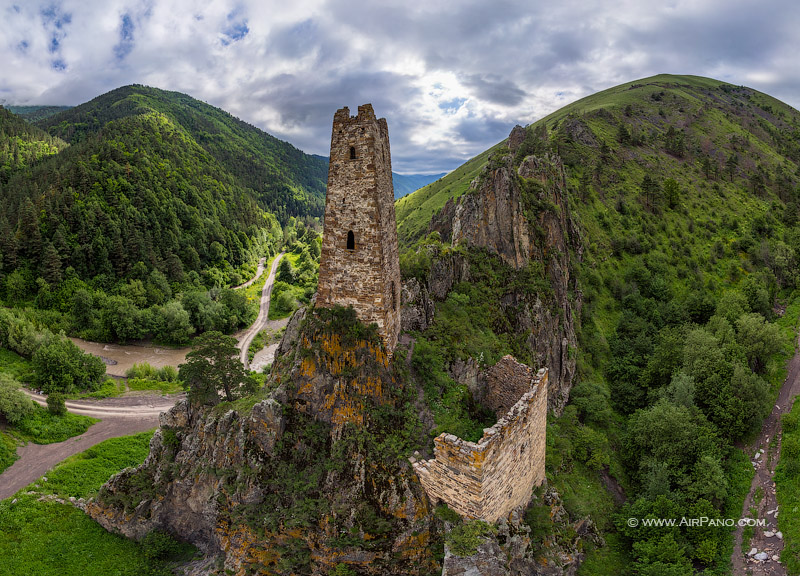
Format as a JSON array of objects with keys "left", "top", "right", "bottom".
[{"left": 1, "top": 0, "right": 798, "bottom": 173}]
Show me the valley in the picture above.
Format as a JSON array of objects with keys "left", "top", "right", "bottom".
[{"left": 1, "top": 73, "right": 800, "bottom": 576}]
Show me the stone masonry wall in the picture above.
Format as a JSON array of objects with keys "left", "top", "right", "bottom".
[
  {"left": 317, "top": 104, "right": 402, "bottom": 354},
  {"left": 483, "top": 355, "right": 533, "bottom": 418},
  {"left": 412, "top": 368, "right": 548, "bottom": 523}
]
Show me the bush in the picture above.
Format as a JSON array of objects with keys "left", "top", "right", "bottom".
[
  {"left": 32, "top": 337, "right": 105, "bottom": 394},
  {"left": 141, "top": 530, "right": 182, "bottom": 562},
  {"left": 0, "top": 375, "right": 35, "bottom": 424},
  {"left": 158, "top": 365, "right": 178, "bottom": 382},
  {"left": 47, "top": 393, "right": 67, "bottom": 416},
  {"left": 446, "top": 520, "right": 497, "bottom": 557},
  {"left": 126, "top": 363, "right": 179, "bottom": 383},
  {"left": 152, "top": 301, "right": 194, "bottom": 345},
  {"left": 15, "top": 406, "right": 96, "bottom": 444},
  {"left": 126, "top": 363, "right": 159, "bottom": 380}
]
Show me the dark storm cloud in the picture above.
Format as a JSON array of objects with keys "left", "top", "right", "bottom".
[
  {"left": 2, "top": 0, "right": 800, "bottom": 173},
  {"left": 461, "top": 74, "right": 527, "bottom": 106},
  {"left": 268, "top": 18, "right": 318, "bottom": 59},
  {"left": 455, "top": 116, "right": 513, "bottom": 145}
]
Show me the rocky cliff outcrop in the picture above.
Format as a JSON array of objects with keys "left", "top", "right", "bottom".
[
  {"left": 418, "top": 129, "right": 582, "bottom": 413},
  {"left": 88, "top": 307, "right": 440, "bottom": 575},
  {"left": 441, "top": 487, "right": 603, "bottom": 576}
]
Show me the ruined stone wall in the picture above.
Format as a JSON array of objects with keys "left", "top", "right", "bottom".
[
  {"left": 317, "top": 104, "right": 401, "bottom": 354},
  {"left": 482, "top": 355, "right": 533, "bottom": 418},
  {"left": 412, "top": 368, "right": 547, "bottom": 524}
]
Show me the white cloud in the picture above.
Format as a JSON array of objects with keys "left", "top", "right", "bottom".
[{"left": 1, "top": 0, "right": 798, "bottom": 173}]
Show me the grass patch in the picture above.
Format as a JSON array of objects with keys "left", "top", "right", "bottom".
[
  {"left": 0, "top": 349, "right": 33, "bottom": 382},
  {"left": 717, "top": 446, "right": 755, "bottom": 571},
  {"left": 776, "top": 398, "right": 800, "bottom": 573},
  {"left": 69, "top": 378, "right": 125, "bottom": 399},
  {"left": 127, "top": 378, "right": 183, "bottom": 395},
  {"left": 242, "top": 254, "right": 275, "bottom": 301},
  {"left": 577, "top": 532, "right": 630, "bottom": 576},
  {"left": 410, "top": 336, "right": 495, "bottom": 443},
  {"left": 13, "top": 406, "right": 96, "bottom": 444},
  {"left": 33, "top": 431, "right": 154, "bottom": 498},
  {"left": 0, "top": 431, "right": 196, "bottom": 575},
  {"left": 0, "top": 431, "right": 18, "bottom": 475},
  {"left": 445, "top": 520, "right": 497, "bottom": 557},
  {"left": 124, "top": 363, "right": 182, "bottom": 395}
]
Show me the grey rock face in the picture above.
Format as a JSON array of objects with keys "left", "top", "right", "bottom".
[
  {"left": 427, "top": 139, "right": 581, "bottom": 413},
  {"left": 401, "top": 277, "right": 436, "bottom": 332},
  {"left": 87, "top": 398, "right": 285, "bottom": 554}
]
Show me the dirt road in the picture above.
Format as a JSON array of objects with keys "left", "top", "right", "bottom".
[
  {"left": 233, "top": 257, "right": 266, "bottom": 289},
  {"left": 0, "top": 392, "right": 182, "bottom": 500},
  {"left": 236, "top": 252, "right": 284, "bottom": 369},
  {"left": 23, "top": 390, "right": 181, "bottom": 419},
  {"left": 732, "top": 333, "right": 800, "bottom": 574},
  {"left": 0, "top": 255, "right": 278, "bottom": 501}
]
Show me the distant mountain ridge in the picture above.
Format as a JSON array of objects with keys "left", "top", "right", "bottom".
[
  {"left": 5, "top": 105, "right": 72, "bottom": 123},
  {"left": 392, "top": 171, "right": 447, "bottom": 199}
]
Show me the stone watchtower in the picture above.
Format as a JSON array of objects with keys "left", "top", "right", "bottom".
[{"left": 316, "top": 104, "right": 401, "bottom": 354}]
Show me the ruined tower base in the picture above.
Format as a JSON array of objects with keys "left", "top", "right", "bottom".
[{"left": 412, "top": 363, "right": 548, "bottom": 523}]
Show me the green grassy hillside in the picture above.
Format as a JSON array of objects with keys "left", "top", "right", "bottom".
[
  {"left": 0, "top": 431, "right": 197, "bottom": 575},
  {"left": 397, "top": 74, "right": 800, "bottom": 248},
  {"left": 395, "top": 145, "right": 499, "bottom": 244},
  {"left": 397, "top": 74, "right": 800, "bottom": 574}
]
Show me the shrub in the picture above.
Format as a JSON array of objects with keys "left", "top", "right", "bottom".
[
  {"left": 32, "top": 337, "right": 105, "bottom": 394},
  {"left": 446, "top": 520, "right": 497, "bottom": 557},
  {"left": 0, "top": 375, "right": 35, "bottom": 424},
  {"left": 141, "top": 530, "right": 182, "bottom": 562},
  {"left": 47, "top": 392, "right": 67, "bottom": 416}
]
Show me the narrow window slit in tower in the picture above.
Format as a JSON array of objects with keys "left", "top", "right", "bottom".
[
  {"left": 350, "top": 146, "right": 356, "bottom": 159},
  {"left": 347, "top": 230, "right": 355, "bottom": 250}
]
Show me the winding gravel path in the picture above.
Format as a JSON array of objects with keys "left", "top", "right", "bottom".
[
  {"left": 0, "top": 392, "right": 182, "bottom": 500},
  {"left": 233, "top": 257, "right": 267, "bottom": 289},
  {"left": 236, "top": 252, "right": 284, "bottom": 369},
  {"left": 732, "top": 332, "right": 800, "bottom": 575}
]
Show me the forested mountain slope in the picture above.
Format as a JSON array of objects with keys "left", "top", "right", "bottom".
[
  {"left": 0, "top": 106, "right": 67, "bottom": 184},
  {"left": 5, "top": 105, "right": 72, "bottom": 123},
  {"left": 1, "top": 109, "right": 280, "bottom": 289},
  {"left": 35, "top": 85, "right": 328, "bottom": 221},
  {"left": 0, "top": 87, "right": 326, "bottom": 346},
  {"left": 396, "top": 74, "right": 800, "bottom": 573}
]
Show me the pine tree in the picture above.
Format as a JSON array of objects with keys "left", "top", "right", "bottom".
[{"left": 39, "top": 242, "right": 62, "bottom": 285}]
